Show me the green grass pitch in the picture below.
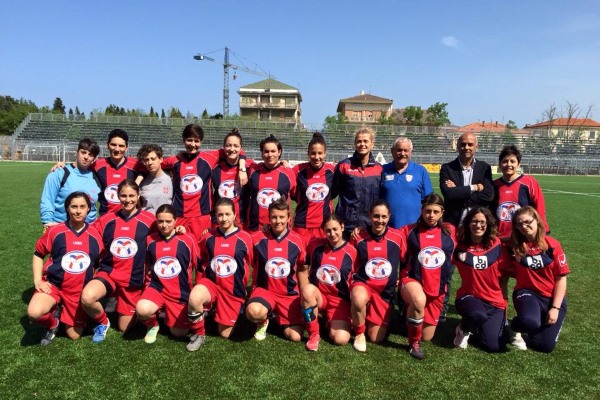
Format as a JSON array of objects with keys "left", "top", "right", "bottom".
[{"left": 0, "top": 162, "right": 599, "bottom": 399}]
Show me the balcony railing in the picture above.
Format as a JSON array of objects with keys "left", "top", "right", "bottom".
[{"left": 240, "top": 101, "right": 298, "bottom": 110}]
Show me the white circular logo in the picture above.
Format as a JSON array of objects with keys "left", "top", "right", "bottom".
[
  {"left": 218, "top": 180, "right": 241, "bottom": 199},
  {"left": 498, "top": 202, "right": 521, "bottom": 221},
  {"left": 316, "top": 265, "right": 341, "bottom": 285},
  {"left": 210, "top": 255, "right": 238, "bottom": 277},
  {"left": 365, "top": 258, "right": 393, "bottom": 280},
  {"left": 305, "top": 183, "right": 329, "bottom": 202},
  {"left": 256, "top": 188, "right": 281, "bottom": 208},
  {"left": 109, "top": 237, "right": 138, "bottom": 259},
  {"left": 104, "top": 184, "right": 120, "bottom": 204},
  {"left": 154, "top": 256, "right": 182, "bottom": 279},
  {"left": 60, "top": 251, "right": 91, "bottom": 274},
  {"left": 417, "top": 246, "right": 446, "bottom": 269},
  {"left": 265, "top": 257, "right": 291, "bottom": 279},
  {"left": 180, "top": 174, "right": 203, "bottom": 194}
]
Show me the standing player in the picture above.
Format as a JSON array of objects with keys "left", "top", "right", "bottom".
[
  {"left": 503, "top": 206, "right": 568, "bottom": 353},
  {"left": 243, "top": 135, "right": 296, "bottom": 232},
  {"left": 350, "top": 201, "right": 405, "bottom": 352},
  {"left": 186, "top": 198, "right": 253, "bottom": 351},
  {"left": 28, "top": 192, "right": 103, "bottom": 345},
  {"left": 291, "top": 132, "right": 335, "bottom": 246},
  {"left": 245, "top": 197, "right": 306, "bottom": 342},
  {"left": 299, "top": 214, "right": 357, "bottom": 351},
  {"left": 452, "top": 207, "right": 508, "bottom": 352},
  {"left": 137, "top": 144, "right": 173, "bottom": 214},
  {"left": 136, "top": 204, "right": 201, "bottom": 346},
  {"left": 493, "top": 145, "right": 549, "bottom": 241},
  {"left": 81, "top": 179, "right": 156, "bottom": 343},
  {"left": 400, "top": 194, "right": 456, "bottom": 359}
]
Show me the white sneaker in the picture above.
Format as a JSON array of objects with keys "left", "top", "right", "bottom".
[
  {"left": 453, "top": 325, "right": 471, "bottom": 349},
  {"left": 254, "top": 319, "right": 269, "bottom": 341},
  {"left": 511, "top": 332, "right": 527, "bottom": 351},
  {"left": 353, "top": 333, "right": 367, "bottom": 352}
]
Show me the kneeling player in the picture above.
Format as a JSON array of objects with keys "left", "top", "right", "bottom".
[
  {"left": 299, "top": 214, "right": 356, "bottom": 351},
  {"left": 245, "top": 197, "right": 306, "bottom": 342},
  {"left": 186, "top": 198, "right": 253, "bottom": 351}
]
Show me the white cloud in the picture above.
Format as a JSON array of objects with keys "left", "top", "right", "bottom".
[{"left": 441, "top": 36, "right": 460, "bottom": 48}]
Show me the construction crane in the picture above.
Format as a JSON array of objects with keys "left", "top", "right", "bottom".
[{"left": 193, "top": 47, "right": 273, "bottom": 116}]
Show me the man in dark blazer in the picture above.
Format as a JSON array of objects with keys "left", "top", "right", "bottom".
[{"left": 440, "top": 132, "right": 494, "bottom": 227}]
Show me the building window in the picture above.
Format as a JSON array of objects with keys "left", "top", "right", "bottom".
[{"left": 589, "top": 130, "right": 596, "bottom": 139}]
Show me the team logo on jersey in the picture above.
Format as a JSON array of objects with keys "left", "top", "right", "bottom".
[
  {"left": 180, "top": 174, "right": 203, "bottom": 194},
  {"left": 210, "top": 255, "right": 238, "bottom": 277},
  {"left": 306, "top": 183, "right": 329, "bottom": 202},
  {"left": 218, "top": 180, "right": 241, "bottom": 199},
  {"left": 154, "top": 257, "right": 182, "bottom": 279},
  {"left": 418, "top": 246, "right": 446, "bottom": 269},
  {"left": 60, "top": 251, "right": 91, "bottom": 274},
  {"left": 365, "top": 258, "right": 393, "bottom": 280},
  {"left": 257, "top": 188, "right": 281, "bottom": 208},
  {"left": 110, "top": 237, "right": 138, "bottom": 259},
  {"left": 558, "top": 253, "right": 567, "bottom": 267},
  {"left": 265, "top": 257, "right": 291, "bottom": 279},
  {"left": 458, "top": 252, "right": 467, "bottom": 262},
  {"left": 316, "top": 264, "right": 341, "bottom": 285},
  {"left": 104, "top": 184, "right": 120, "bottom": 204},
  {"left": 473, "top": 255, "right": 489, "bottom": 270},
  {"left": 498, "top": 202, "right": 521, "bottom": 221},
  {"left": 526, "top": 255, "right": 544, "bottom": 270},
  {"left": 406, "top": 174, "right": 413, "bottom": 182}
]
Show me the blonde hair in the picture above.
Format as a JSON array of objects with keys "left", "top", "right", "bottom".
[{"left": 354, "top": 127, "right": 376, "bottom": 143}]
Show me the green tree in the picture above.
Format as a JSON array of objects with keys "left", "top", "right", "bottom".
[
  {"left": 74, "top": 106, "right": 82, "bottom": 116},
  {"left": 323, "top": 112, "right": 349, "bottom": 131},
  {"left": 0, "top": 96, "right": 39, "bottom": 135},
  {"left": 506, "top": 120, "right": 518, "bottom": 129},
  {"left": 52, "top": 97, "right": 66, "bottom": 114},
  {"left": 149, "top": 106, "right": 155, "bottom": 117},
  {"left": 425, "top": 102, "right": 450, "bottom": 126},
  {"left": 402, "top": 106, "right": 424, "bottom": 126},
  {"left": 201, "top": 109, "right": 209, "bottom": 119},
  {"left": 161, "top": 109, "right": 166, "bottom": 119},
  {"left": 68, "top": 108, "right": 74, "bottom": 120},
  {"left": 168, "top": 107, "right": 184, "bottom": 119}
]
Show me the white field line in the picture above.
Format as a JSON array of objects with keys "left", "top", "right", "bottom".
[{"left": 544, "top": 189, "right": 600, "bottom": 198}]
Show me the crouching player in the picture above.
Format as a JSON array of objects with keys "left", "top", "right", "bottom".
[
  {"left": 186, "top": 198, "right": 253, "bottom": 351},
  {"left": 28, "top": 192, "right": 103, "bottom": 345},
  {"left": 135, "top": 204, "right": 202, "bottom": 346},
  {"left": 245, "top": 197, "right": 306, "bottom": 342},
  {"left": 299, "top": 214, "right": 357, "bottom": 351}
]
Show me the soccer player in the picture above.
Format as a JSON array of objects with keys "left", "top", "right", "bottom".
[
  {"left": 28, "top": 191, "right": 103, "bottom": 345},
  {"left": 493, "top": 145, "right": 549, "bottom": 241},
  {"left": 400, "top": 194, "right": 456, "bottom": 359},
  {"left": 503, "top": 206, "right": 568, "bottom": 353},
  {"left": 162, "top": 123, "right": 246, "bottom": 241},
  {"left": 136, "top": 204, "right": 201, "bottom": 346},
  {"left": 350, "top": 201, "right": 405, "bottom": 352},
  {"left": 245, "top": 197, "right": 306, "bottom": 342},
  {"left": 291, "top": 132, "right": 335, "bottom": 247},
  {"left": 298, "top": 214, "right": 357, "bottom": 351},
  {"left": 40, "top": 138, "right": 101, "bottom": 229},
  {"left": 243, "top": 135, "right": 296, "bottom": 232},
  {"left": 137, "top": 144, "right": 173, "bottom": 214},
  {"left": 332, "top": 127, "right": 382, "bottom": 240},
  {"left": 186, "top": 198, "right": 253, "bottom": 351},
  {"left": 452, "top": 207, "right": 509, "bottom": 352},
  {"left": 81, "top": 179, "right": 156, "bottom": 343}
]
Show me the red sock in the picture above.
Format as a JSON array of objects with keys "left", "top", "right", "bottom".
[
  {"left": 354, "top": 323, "right": 366, "bottom": 336},
  {"left": 406, "top": 318, "right": 423, "bottom": 343},
  {"left": 306, "top": 319, "right": 319, "bottom": 336},
  {"left": 192, "top": 319, "right": 205, "bottom": 336},
  {"left": 92, "top": 311, "right": 108, "bottom": 326},
  {"left": 36, "top": 312, "right": 58, "bottom": 329},
  {"left": 141, "top": 314, "right": 158, "bottom": 328}
]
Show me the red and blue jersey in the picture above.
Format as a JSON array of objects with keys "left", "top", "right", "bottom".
[
  {"left": 34, "top": 222, "right": 103, "bottom": 296},
  {"left": 211, "top": 159, "right": 255, "bottom": 225},
  {"left": 199, "top": 228, "right": 253, "bottom": 298},
  {"left": 493, "top": 175, "right": 549, "bottom": 239},
  {"left": 505, "top": 236, "right": 570, "bottom": 298},
  {"left": 292, "top": 162, "right": 334, "bottom": 229},
  {"left": 307, "top": 238, "right": 357, "bottom": 301},
  {"left": 243, "top": 163, "right": 296, "bottom": 231},
  {"left": 402, "top": 223, "right": 456, "bottom": 297},
  {"left": 352, "top": 227, "right": 405, "bottom": 303},
  {"left": 146, "top": 232, "right": 199, "bottom": 303},
  {"left": 95, "top": 209, "right": 156, "bottom": 288},
  {"left": 453, "top": 237, "right": 508, "bottom": 309},
  {"left": 93, "top": 157, "right": 141, "bottom": 215},
  {"left": 251, "top": 229, "right": 305, "bottom": 296}
]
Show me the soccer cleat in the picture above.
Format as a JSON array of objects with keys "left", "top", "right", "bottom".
[
  {"left": 186, "top": 334, "right": 206, "bottom": 352},
  {"left": 409, "top": 341, "right": 425, "bottom": 360},
  {"left": 453, "top": 325, "right": 471, "bottom": 349},
  {"left": 511, "top": 332, "right": 528, "bottom": 351},
  {"left": 92, "top": 320, "right": 111, "bottom": 344},
  {"left": 254, "top": 319, "right": 269, "bottom": 341},
  {"left": 353, "top": 333, "right": 367, "bottom": 352},
  {"left": 306, "top": 333, "right": 320, "bottom": 352},
  {"left": 40, "top": 318, "right": 60, "bottom": 346},
  {"left": 144, "top": 325, "right": 160, "bottom": 344}
]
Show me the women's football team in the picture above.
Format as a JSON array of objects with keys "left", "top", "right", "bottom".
[{"left": 28, "top": 125, "right": 568, "bottom": 358}]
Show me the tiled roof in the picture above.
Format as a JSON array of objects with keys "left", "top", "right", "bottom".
[
  {"left": 525, "top": 118, "right": 600, "bottom": 128},
  {"left": 339, "top": 93, "right": 393, "bottom": 104},
  {"left": 457, "top": 121, "right": 507, "bottom": 133},
  {"left": 239, "top": 78, "right": 298, "bottom": 91}
]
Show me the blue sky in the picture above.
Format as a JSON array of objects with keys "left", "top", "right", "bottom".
[{"left": 1, "top": 1, "right": 599, "bottom": 128}]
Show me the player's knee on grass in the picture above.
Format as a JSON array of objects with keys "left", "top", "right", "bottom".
[
  {"left": 135, "top": 299, "right": 158, "bottom": 319},
  {"left": 170, "top": 327, "right": 188, "bottom": 338},
  {"left": 283, "top": 325, "right": 303, "bottom": 342},
  {"left": 65, "top": 326, "right": 84, "bottom": 340},
  {"left": 218, "top": 324, "right": 233, "bottom": 338}
]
